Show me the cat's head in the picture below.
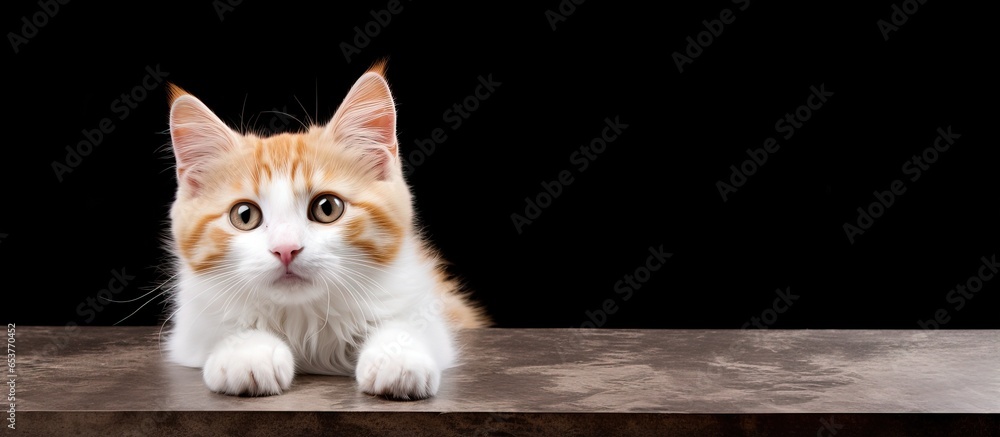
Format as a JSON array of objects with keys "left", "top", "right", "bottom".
[{"left": 166, "top": 64, "right": 412, "bottom": 305}]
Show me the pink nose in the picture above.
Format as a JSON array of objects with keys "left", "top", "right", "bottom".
[{"left": 272, "top": 245, "right": 303, "bottom": 267}]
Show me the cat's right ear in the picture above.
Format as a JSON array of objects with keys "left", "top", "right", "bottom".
[{"left": 167, "top": 83, "right": 241, "bottom": 194}]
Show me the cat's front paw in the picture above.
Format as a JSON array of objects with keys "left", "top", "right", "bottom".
[
  {"left": 202, "top": 331, "right": 295, "bottom": 396},
  {"left": 355, "top": 348, "right": 441, "bottom": 400}
]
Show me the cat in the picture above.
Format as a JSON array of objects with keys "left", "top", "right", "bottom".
[{"left": 162, "top": 62, "right": 488, "bottom": 400}]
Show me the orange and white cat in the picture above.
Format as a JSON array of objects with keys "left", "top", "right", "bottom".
[{"left": 163, "top": 63, "right": 487, "bottom": 399}]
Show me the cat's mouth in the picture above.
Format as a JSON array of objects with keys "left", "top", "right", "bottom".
[{"left": 275, "top": 271, "right": 308, "bottom": 286}]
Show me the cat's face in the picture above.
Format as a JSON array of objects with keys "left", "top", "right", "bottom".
[{"left": 168, "top": 66, "right": 412, "bottom": 305}]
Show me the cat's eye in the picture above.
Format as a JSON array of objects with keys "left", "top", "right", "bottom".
[
  {"left": 229, "top": 202, "right": 262, "bottom": 231},
  {"left": 309, "top": 194, "right": 345, "bottom": 224}
]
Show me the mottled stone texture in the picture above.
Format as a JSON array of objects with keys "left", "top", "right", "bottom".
[{"left": 13, "top": 327, "right": 1000, "bottom": 436}]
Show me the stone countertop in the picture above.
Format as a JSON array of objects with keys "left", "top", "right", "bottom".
[{"left": 10, "top": 327, "right": 1000, "bottom": 436}]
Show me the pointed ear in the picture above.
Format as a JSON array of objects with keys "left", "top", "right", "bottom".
[
  {"left": 325, "top": 66, "right": 397, "bottom": 180},
  {"left": 168, "top": 84, "right": 242, "bottom": 193}
]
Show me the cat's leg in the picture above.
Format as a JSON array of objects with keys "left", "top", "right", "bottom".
[
  {"left": 354, "top": 318, "right": 455, "bottom": 400},
  {"left": 202, "top": 329, "right": 296, "bottom": 396},
  {"left": 165, "top": 315, "right": 221, "bottom": 369}
]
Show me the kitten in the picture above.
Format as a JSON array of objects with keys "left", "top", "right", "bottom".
[{"left": 163, "top": 63, "right": 488, "bottom": 399}]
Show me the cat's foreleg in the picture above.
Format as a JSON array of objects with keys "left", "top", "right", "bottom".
[
  {"left": 354, "top": 317, "right": 455, "bottom": 400},
  {"left": 201, "top": 329, "right": 296, "bottom": 396}
]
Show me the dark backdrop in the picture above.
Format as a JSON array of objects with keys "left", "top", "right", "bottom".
[{"left": 3, "top": 1, "right": 996, "bottom": 329}]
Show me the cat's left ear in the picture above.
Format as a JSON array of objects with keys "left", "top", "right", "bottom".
[{"left": 325, "top": 65, "right": 398, "bottom": 180}]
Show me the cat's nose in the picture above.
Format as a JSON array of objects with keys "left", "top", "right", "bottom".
[{"left": 272, "top": 245, "right": 303, "bottom": 267}]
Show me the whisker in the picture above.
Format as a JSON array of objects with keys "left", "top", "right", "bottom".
[
  {"left": 335, "top": 263, "right": 390, "bottom": 308},
  {"left": 108, "top": 273, "right": 179, "bottom": 304},
  {"left": 304, "top": 273, "right": 333, "bottom": 344},
  {"left": 113, "top": 285, "right": 174, "bottom": 326},
  {"left": 293, "top": 94, "right": 314, "bottom": 127},
  {"left": 156, "top": 266, "right": 252, "bottom": 352},
  {"left": 332, "top": 268, "right": 383, "bottom": 333},
  {"left": 259, "top": 110, "right": 308, "bottom": 133},
  {"left": 323, "top": 270, "right": 376, "bottom": 339}
]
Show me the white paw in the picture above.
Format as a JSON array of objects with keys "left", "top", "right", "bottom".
[
  {"left": 202, "top": 331, "right": 295, "bottom": 396},
  {"left": 355, "top": 348, "right": 441, "bottom": 400}
]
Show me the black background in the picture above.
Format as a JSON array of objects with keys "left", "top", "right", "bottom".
[{"left": 2, "top": 1, "right": 996, "bottom": 329}]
